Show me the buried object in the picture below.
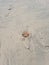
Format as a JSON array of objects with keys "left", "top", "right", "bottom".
[{"left": 22, "top": 31, "right": 29, "bottom": 38}]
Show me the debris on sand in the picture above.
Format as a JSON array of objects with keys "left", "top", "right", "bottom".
[
  {"left": 22, "top": 31, "right": 29, "bottom": 38},
  {"left": 8, "top": 8, "right": 12, "bottom": 10}
]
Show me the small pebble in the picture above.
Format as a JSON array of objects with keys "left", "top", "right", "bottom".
[{"left": 8, "top": 8, "right": 12, "bottom": 10}]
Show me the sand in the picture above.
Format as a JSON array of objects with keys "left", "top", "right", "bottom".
[{"left": 0, "top": 0, "right": 49, "bottom": 65}]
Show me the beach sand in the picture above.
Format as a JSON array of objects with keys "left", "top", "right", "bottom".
[{"left": 0, "top": 0, "right": 49, "bottom": 65}]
